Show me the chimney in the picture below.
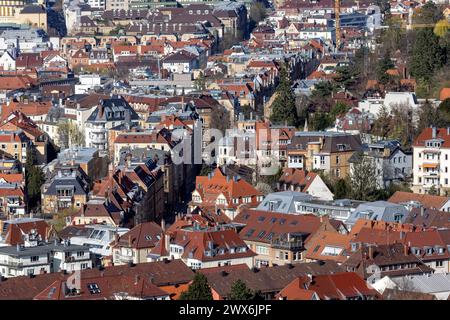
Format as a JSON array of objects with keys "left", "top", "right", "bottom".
[
  {"left": 404, "top": 243, "right": 409, "bottom": 256},
  {"left": 420, "top": 206, "right": 424, "bottom": 217},
  {"left": 431, "top": 126, "right": 437, "bottom": 139},
  {"left": 368, "top": 246, "right": 373, "bottom": 260},
  {"left": 164, "top": 234, "right": 170, "bottom": 254},
  {"left": 447, "top": 127, "right": 450, "bottom": 135},
  {"left": 161, "top": 218, "right": 166, "bottom": 232}
]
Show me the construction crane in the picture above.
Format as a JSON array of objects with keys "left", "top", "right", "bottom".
[{"left": 335, "top": 0, "right": 341, "bottom": 49}]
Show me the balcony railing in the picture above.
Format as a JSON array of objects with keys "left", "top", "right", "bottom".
[
  {"left": 271, "top": 239, "right": 304, "bottom": 250},
  {"left": 115, "top": 253, "right": 133, "bottom": 264}
]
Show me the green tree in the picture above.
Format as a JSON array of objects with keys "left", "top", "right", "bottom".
[
  {"left": 410, "top": 28, "right": 446, "bottom": 83},
  {"left": 330, "top": 102, "right": 351, "bottom": 119},
  {"left": 199, "top": 163, "right": 213, "bottom": 176},
  {"left": 269, "top": 64, "right": 298, "bottom": 126},
  {"left": 309, "top": 112, "right": 333, "bottom": 131},
  {"left": 334, "top": 66, "right": 358, "bottom": 88},
  {"left": 179, "top": 273, "right": 213, "bottom": 300},
  {"left": 418, "top": 100, "right": 446, "bottom": 132},
  {"left": 334, "top": 178, "right": 351, "bottom": 200},
  {"left": 438, "top": 98, "right": 450, "bottom": 122},
  {"left": 428, "top": 185, "right": 438, "bottom": 195},
  {"left": 376, "top": 51, "right": 395, "bottom": 85},
  {"left": 350, "top": 153, "right": 378, "bottom": 201},
  {"left": 25, "top": 149, "right": 45, "bottom": 211},
  {"left": 229, "top": 280, "right": 253, "bottom": 300},
  {"left": 249, "top": 2, "right": 267, "bottom": 32},
  {"left": 413, "top": 1, "right": 444, "bottom": 25}
]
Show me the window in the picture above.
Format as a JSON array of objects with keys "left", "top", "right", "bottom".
[
  {"left": 257, "top": 231, "right": 266, "bottom": 239},
  {"left": 436, "top": 260, "right": 443, "bottom": 267},
  {"left": 81, "top": 263, "right": 88, "bottom": 270},
  {"left": 77, "top": 251, "right": 85, "bottom": 257},
  {"left": 320, "top": 156, "right": 325, "bottom": 165},
  {"left": 31, "top": 256, "right": 39, "bottom": 262},
  {"left": 336, "top": 156, "right": 340, "bottom": 164},
  {"left": 255, "top": 245, "right": 269, "bottom": 255},
  {"left": 87, "top": 283, "right": 101, "bottom": 294},
  {"left": 245, "top": 229, "right": 255, "bottom": 238},
  {"left": 269, "top": 217, "right": 277, "bottom": 224}
]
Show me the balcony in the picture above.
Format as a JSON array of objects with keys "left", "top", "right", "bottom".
[
  {"left": 271, "top": 239, "right": 304, "bottom": 251},
  {"left": 115, "top": 253, "right": 134, "bottom": 264},
  {"left": 0, "top": 260, "right": 23, "bottom": 268},
  {"left": 90, "top": 134, "right": 106, "bottom": 144}
]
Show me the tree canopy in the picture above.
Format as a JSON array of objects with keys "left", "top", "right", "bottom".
[
  {"left": 179, "top": 273, "right": 213, "bottom": 300},
  {"left": 269, "top": 64, "right": 298, "bottom": 126}
]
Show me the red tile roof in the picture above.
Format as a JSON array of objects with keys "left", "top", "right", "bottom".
[{"left": 277, "top": 272, "right": 380, "bottom": 300}]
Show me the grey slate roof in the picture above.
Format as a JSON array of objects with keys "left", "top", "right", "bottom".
[
  {"left": 288, "top": 132, "right": 362, "bottom": 153},
  {"left": 0, "top": 243, "right": 89, "bottom": 257},
  {"left": 87, "top": 97, "right": 140, "bottom": 123},
  {"left": 256, "top": 191, "right": 313, "bottom": 214},
  {"left": 346, "top": 201, "right": 409, "bottom": 227}
]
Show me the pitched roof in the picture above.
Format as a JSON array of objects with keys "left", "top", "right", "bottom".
[
  {"left": 234, "top": 209, "right": 323, "bottom": 244},
  {"left": 112, "top": 222, "right": 163, "bottom": 249},
  {"left": 199, "top": 260, "right": 343, "bottom": 298},
  {"left": 303, "top": 230, "right": 352, "bottom": 263},
  {"left": 34, "top": 274, "right": 169, "bottom": 300},
  {"left": 0, "top": 259, "right": 194, "bottom": 300},
  {"left": 388, "top": 191, "right": 449, "bottom": 210},
  {"left": 277, "top": 272, "right": 380, "bottom": 300},
  {"left": 413, "top": 127, "right": 450, "bottom": 148}
]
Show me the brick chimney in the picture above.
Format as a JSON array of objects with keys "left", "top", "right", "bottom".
[{"left": 404, "top": 243, "right": 409, "bottom": 256}]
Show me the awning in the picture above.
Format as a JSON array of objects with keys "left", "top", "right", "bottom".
[{"left": 422, "top": 163, "right": 438, "bottom": 168}]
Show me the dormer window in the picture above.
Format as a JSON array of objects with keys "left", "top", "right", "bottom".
[{"left": 426, "top": 248, "right": 433, "bottom": 255}]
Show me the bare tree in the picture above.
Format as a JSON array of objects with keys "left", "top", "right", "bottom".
[{"left": 350, "top": 153, "right": 378, "bottom": 201}]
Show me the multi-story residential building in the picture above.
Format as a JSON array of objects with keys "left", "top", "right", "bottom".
[
  {"left": 234, "top": 209, "right": 340, "bottom": 267},
  {"left": 349, "top": 140, "right": 412, "bottom": 189},
  {"left": 278, "top": 168, "right": 334, "bottom": 201},
  {"left": 67, "top": 224, "right": 129, "bottom": 264},
  {"left": 0, "top": 218, "right": 56, "bottom": 246},
  {"left": 119, "top": 147, "right": 184, "bottom": 212},
  {"left": 287, "top": 131, "right": 362, "bottom": 179},
  {"left": 50, "top": 147, "right": 109, "bottom": 182},
  {"left": 190, "top": 167, "right": 263, "bottom": 220},
  {"left": 0, "top": 111, "right": 49, "bottom": 164},
  {"left": 255, "top": 120, "right": 296, "bottom": 169},
  {"left": 0, "top": 183, "right": 26, "bottom": 218},
  {"left": 0, "top": 230, "right": 92, "bottom": 278},
  {"left": 41, "top": 166, "right": 90, "bottom": 215},
  {"left": 343, "top": 243, "right": 434, "bottom": 282},
  {"left": 0, "top": 130, "right": 31, "bottom": 164},
  {"left": 404, "top": 229, "right": 450, "bottom": 274},
  {"left": 111, "top": 222, "right": 163, "bottom": 265},
  {"left": 388, "top": 190, "right": 450, "bottom": 212},
  {"left": 148, "top": 228, "right": 256, "bottom": 269},
  {"left": 346, "top": 201, "right": 409, "bottom": 230},
  {"left": 85, "top": 97, "right": 140, "bottom": 157},
  {"left": 256, "top": 190, "right": 362, "bottom": 224},
  {"left": 412, "top": 127, "right": 450, "bottom": 195}
]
